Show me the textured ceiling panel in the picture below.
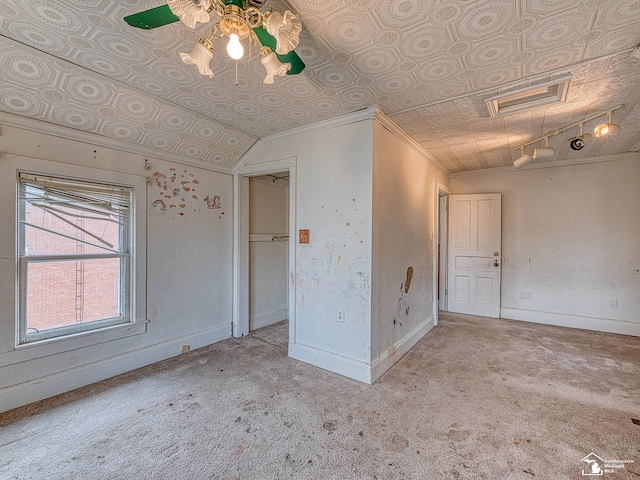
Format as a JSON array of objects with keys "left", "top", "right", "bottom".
[{"left": 0, "top": 0, "right": 639, "bottom": 172}]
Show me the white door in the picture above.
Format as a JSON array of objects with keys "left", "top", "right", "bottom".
[{"left": 447, "top": 194, "right": 501, "bottom": 318}]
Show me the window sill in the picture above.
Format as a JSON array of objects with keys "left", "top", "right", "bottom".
[{"left": 1, "top": 320, "right": 148, "bottom": 367}]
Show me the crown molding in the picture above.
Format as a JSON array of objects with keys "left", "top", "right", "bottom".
[
  {"left": 235, "top": 105, "right": 452, "bottom": 175},
  {"left": 449, "top": 151, "right": 640, "bottom": 178},
  {"left": 0, "top": 112, "right": 233, "bottom": 175},
  {"left": 234, "top": 106, "right": 378, "bottom": 170},
  {"left": 371, "top": 107, "right": 451, "bottom": 175}
]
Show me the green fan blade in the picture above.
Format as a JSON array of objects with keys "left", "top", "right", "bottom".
[
  {"left": 253, "top": 27, "right": 305, "bottom": 75},
  {"left": 124, "top": 5, "right": 180, "bottom": 30}
]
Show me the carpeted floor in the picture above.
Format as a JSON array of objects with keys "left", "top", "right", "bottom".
[{"left": 1, "top": 312, "right": 639, "bottom": 479}]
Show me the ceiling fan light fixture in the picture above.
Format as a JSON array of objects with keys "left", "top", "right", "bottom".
[
  {"left": 126, "top": 0, "right": 305, "bottom": 84},
  {"left": 167, "top": 0, "right": 210, "bottom": 29},
  {"left": 180, "top": 38, "right": 215, "bottom": 78},
  {"left": 260, "top": 46, "right": 290, "bottom": 84},
  {"left": 265, "top": 10, "right": 302, "bottom": 55}
]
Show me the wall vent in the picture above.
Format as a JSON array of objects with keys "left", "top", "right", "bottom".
[{"left": 485, "top": 75, "right": 572, "bottom": 117}]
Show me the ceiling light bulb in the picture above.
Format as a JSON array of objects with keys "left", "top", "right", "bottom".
[
  {"left": 593, "top": 123, "right": 609, "bottom": 137},
  {"left": 227, "top": 33, "right": 244, "bottom": 60}
]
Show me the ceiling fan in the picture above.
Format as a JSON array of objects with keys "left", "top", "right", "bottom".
[{"left": 124, "top": 0, "right": 304, "bottom": 83}]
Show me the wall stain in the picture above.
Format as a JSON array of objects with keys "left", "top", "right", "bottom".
[
  {"left": 393, "top": 267, "right": 414, "bottom": 333},
  {"left": 404, "top": 266, "right": 414, "bottom": 293}
]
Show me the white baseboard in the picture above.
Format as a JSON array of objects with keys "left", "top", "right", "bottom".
[
  {"left": 250, "top": 307, "right": 288, "bottom": 331},
  {"left": 501, "top": 308, "right": 640, "bottom": 337},
  {"left": 288, "top": 316, "right": 436, "bottom": 385},
  {"left": 0, "top": 323, "right": 231, "bottom": 413},
  {"left": 370, "top": 315, "right": 436, "bottom": 383},
  {"left": 288, "top": 342, "right": 372, "bottom": 384}
]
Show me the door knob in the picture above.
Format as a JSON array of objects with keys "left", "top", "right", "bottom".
[{"left": 494, "top": 252, "right": 499, "bottom": 256}]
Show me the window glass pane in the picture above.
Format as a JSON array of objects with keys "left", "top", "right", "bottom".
[
  {"left": 24, "top": 199, "right": 121, "bottom": 256},
  {"left": 25, "top": 258, "right": 123, "bottom": 334}
]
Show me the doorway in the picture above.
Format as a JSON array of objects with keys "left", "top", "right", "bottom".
[
  {"left": 232, "top": 158, "right": 297, "bottom": 347},
  {"left": 434, "top": 182, "right": 451, "bottom": 322},
  {"left": 248, "top": 174, "right": 289, "bottom": 333},
  {"left": 446, "top": 193, "right": 502, "bottom": 318}
]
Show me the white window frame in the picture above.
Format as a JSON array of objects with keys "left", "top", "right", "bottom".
[{"left": 16, "top": 171, "right": 138, "bottom": 345}]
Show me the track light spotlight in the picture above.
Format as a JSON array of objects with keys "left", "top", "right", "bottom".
[
  {"left": 570, "top": 123, "right": 593, "bottom": 150},
  {"left": 594, "top": 111, "right": 621, "bottom": 137},
  {"left": 570, "top": 138, "right": 584, "bottom": 150},
  {"left": 513, "top": 148, "right": 532, "bottom": 169},
  {"left": 533, "top": 137, "right": 554, "bottom": 159}
]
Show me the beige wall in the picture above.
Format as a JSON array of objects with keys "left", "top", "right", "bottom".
[
  {"left": 371, "top": 119, "right": 450, "bottom": 372},
  {"left": 450, "top": 156, "right": 640, "bottom": 335}
]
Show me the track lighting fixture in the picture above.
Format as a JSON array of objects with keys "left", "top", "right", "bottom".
[
  {"left": 593, "top": 111, "right": 621, "bottom": 137},
  {"left": 512, "top": 104, "right": 623, "bottom": 169}
]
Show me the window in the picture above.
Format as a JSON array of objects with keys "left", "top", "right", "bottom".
[{"left": 18, "top": 172, "right": 133, "bottom": 344}]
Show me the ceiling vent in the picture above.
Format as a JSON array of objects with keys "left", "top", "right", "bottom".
[{"left": 485, "top": 75, "right": 572, "bottom": 117}]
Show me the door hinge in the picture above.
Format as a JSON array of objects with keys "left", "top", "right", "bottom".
[{"left": 445, "top": 288, "right": 448, "bottom": 295}]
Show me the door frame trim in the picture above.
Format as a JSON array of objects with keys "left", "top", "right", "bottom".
[
  {"left": 433, "top": 182, "right": 451, "bottom": 325},
  {"left": 233, "top": 157, "right": 297, "bottom": 340}
]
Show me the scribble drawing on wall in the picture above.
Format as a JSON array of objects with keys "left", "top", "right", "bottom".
[
  {"left": 151, "top": 199, "right": 166, "bottom": 214},
  {"left": 150, "top": 168, "right": 207, "bottom": 217},
  {"left": 204, "top": 194, "right": 222, "bottom": 209}
]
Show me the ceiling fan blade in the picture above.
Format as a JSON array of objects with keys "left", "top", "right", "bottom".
[
  {"left": 124, "top": 5, "right": 180, "bottom": 30},
  {"left": 253, "top": 27, "right": 305, "bottom": 75}
]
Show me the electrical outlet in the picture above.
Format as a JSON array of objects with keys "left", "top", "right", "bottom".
[
  {"left": 609, "top": 298, "right": 617, "bottom": 308},
  {"left": 520, "top": 291, "right": 531, "bottom": 300},
  {"left": 337, "top": 309, "right": 345, "bottom": 323}
]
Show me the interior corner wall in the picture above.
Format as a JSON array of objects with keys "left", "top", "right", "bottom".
[
  {"left": 240, "top": 119, "right": 374, "bottom": 383},
  {"left": 450, "top": 157, "right": 640, "bottom": 336},
  {"left": 249, "top": 178, "right": 288, "bottom": 330},
  {"left": 370, "top": 121, "right": 450, "bottom": 380},
  {"left": 0, "top": 124, "right": 234, "bottom": 413}
]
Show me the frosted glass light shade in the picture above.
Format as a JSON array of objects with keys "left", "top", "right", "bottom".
[
  {"left": 265, "top": 10, "right": 302, "bottom": 54},
  {"left": 259, "top": 46, "right": 290, "bottom": 84},
  {"left": 168, "top": 0, "right": 210, "bottom": 28},
  {"left": 180, "top": 38, "right": 215, "bottom": 78}
]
